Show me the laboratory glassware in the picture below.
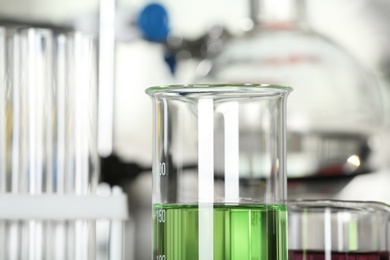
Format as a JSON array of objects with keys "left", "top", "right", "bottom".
[
  {"left": 288, "top": 200, "right": 390, "bottom": 259},
  {"left": 0, "top": 27, "right": 7, "bottom": 193},
  {"left": 197, "top": 0, "right": 384, "bottom": 181},
  {"left": 1, "top": 27, "right": 99, "bottom": 194},
  {"left": 0, "top": 26, "right": 103, "bottom": 260},
  {"left": 146, "top": 84, "right": 292, "bottom": 260}
]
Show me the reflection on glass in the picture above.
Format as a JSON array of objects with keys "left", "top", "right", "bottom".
[
  {"left": 197, "top": 0, "right": 384, "bottom": 179},
  {"left": 288, "top": 200, "right": 390, "bottom": 259}
]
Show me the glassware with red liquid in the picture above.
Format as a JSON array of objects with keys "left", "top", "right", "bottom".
[
  {"left": 289, "top": 250, "right": 389, "bottom": 260},
  {"left": 288, "top": 200, "right": 390, "bottom": 260}
]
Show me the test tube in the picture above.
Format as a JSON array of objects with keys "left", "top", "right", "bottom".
[
  {"left": 10, "top": 31, "right": 22, "bottom": 194},
  {"left": 18, "top": 28, "right": 53, "bottom": 260},
  {"left": 0, "top": 27, "right": 7, "bottom": 260},
  {"left": 65, "top": 32, "right": 99, "bottom": 195},
  {"left": 65, "top": 32, "right": 98, "bottom": 260},
  {"left": 55, "top": 34, "right": 67, "bottom": 194},
  {"left": 8, "top": 30, "right": 23, "bottom": 260},
  {"left": 0, "top": 27, "right": 6, "bottom": 194},
  {"left": 50, "top": 35, "right": 67, "bottom": 260},
  {"left": 17, "top": 28, "right": 54, "bottom": 195}
]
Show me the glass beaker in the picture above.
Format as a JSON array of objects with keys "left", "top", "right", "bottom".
[
  {"left": 146, "top": 84, "right": 292, "bottom": 260},
  {"left": 288, "top": 200, "right": 390, "bottom": 259}
]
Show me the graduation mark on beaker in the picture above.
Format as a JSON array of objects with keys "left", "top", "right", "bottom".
[
  {"left": 156, "top": 255, "right": 166, "bottom": 260},
  {"left": 159, "top": 162, "right": 166, "bottom": 176}
]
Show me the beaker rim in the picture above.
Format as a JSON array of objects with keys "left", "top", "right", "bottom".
[
  {"left": 145, "top": 83, "right": 293, "bottom": 95},
  {"left": 287, "top": 199, "right": 390, "bottom": 213}
]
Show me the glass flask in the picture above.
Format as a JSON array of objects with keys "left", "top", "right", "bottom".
[
  {"left": 288, "top": 200, "right": 390, "bottom": 259},
  {"left": 197, "top": 0, "right": 384, "bottom": 179},
  {"left": 146, "top": 84, "right": 292, "bottom": 260}
]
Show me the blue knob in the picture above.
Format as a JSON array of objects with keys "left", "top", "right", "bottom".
[{"left": 138, "top": 3, "right": 169, "bottom": 42}]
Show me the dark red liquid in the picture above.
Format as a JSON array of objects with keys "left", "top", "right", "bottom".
[{"left": 289, "top": 250, "right": 390, "bottom": 260}]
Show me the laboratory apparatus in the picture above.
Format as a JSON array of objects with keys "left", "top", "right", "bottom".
[
  {"left": 0, "top": 26, "right": 128, "bottom": 260},
  {"left": 0, "top": 185, "right": 128, "bottom": 260},
  {"left": 0, "top": 27, "right": 99, "bottom": 194},
  {"left": 288, "top": 200, "right": 390, "bottom": 259},
  {"left": 146, "top": 84, "right": 292, "bottom": 260},
  {"left": 196, "top": 0, "right": 384, "bottom": 186}
]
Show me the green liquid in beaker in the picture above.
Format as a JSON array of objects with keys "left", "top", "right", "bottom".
[{"left": 153, "top": 203, "right": 287, "bottom": 260}]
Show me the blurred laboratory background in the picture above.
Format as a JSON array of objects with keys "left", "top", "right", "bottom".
[{"left": 1, "top": 0, "right": 390, "bottom": 259}]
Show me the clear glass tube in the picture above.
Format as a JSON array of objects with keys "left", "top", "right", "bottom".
[
  {"left": 55, "top": 34, "right": 67, "bottom": 194},
  {"left": 65, "top": 32, "right": 99, "bottom": 195},
  {"left": 0, "top": 27, "right": 6, "bottom": 194},
  {"left": 19, "top": 28, "right": 54, "bottom": 195},
  {"left": 0, "top": 27, "right": 6, "bottom": 259},
  {"left": 147, "top": 84, "right": 292, "bottom": 260},
  {"left": 10, "top": 32, "right": 22, "bottom": 194}
]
